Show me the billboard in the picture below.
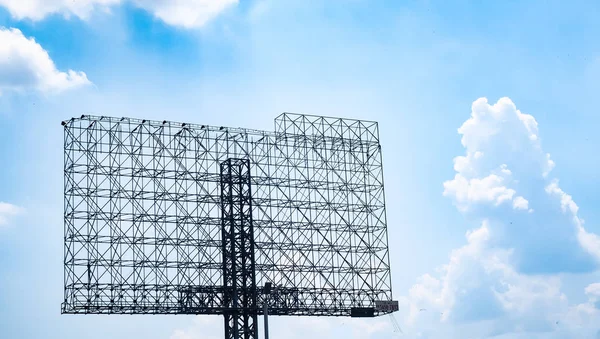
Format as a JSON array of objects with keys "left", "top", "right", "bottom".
[{"left": 62, "top": 113, "right": 393, "bottom": 316}]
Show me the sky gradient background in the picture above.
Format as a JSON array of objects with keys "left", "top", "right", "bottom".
[{"left": 1, "top": 1, "right": 600, "bottom": 338}]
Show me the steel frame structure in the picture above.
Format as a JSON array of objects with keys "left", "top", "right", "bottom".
[
  {"left": 220, "top": 158, "right": 258, "bottom": 339},
  {"left": 62, "top": 113, "right": 394, "bottom": 338}
]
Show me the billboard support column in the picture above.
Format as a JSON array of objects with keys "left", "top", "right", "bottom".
[{"left": 220, "top": 158, "right": 258, "bottom": 339}]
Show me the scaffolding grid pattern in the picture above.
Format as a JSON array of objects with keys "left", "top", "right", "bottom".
[{"left": 62, "top": 113, "right": 392, "bottom": 316}]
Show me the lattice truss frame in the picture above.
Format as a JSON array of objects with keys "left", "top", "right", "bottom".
[{"left": 62, "top": 113, "right": 392, "bottom": 316}]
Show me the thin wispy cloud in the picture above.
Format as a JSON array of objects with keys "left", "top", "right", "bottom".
[
  {"left": 0, "top": 0, "right": 238, "bottom": 28},
  {"left": 0, "top": 201, "right": 23, "bottom": 226}
]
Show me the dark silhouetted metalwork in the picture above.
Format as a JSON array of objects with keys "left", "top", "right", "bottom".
[
  {"left": 220, "top": 158, "right": 258, "bottom": 339},
  {"left": 62, "top": 113, "right": 396, "bottom": 338}
]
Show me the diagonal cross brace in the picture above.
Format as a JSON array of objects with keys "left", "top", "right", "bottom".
[{"left": 220, "top": 158, "right": 259, "bottom": 339}]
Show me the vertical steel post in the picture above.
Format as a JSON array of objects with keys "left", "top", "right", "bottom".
[
  {"left": 263, "top": 282, "right": 272, "bottom": 339},
  {"left": 221, "top": 158, "right": 258, "bottom": 339},
  {"left": 264, "top": 300, "right": 269, "bottom": 339}
]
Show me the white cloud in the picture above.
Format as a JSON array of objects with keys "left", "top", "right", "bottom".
[
  {"left": 443, "top": 97, "right": 553, "bottom": 212},
  {"left": 545, "top": 179, "right": 600, "bottom": 262},
  {"left": 132, "top": 0, "right": 238, "bottom": 29},
  {"left": 443, "top": 170, "right": 529, "bottom": 212},
  {"left": 0, "top": 201, "right": 24, "bottom": 226},
  {"left": 248, "top": 0, "right": 270, "bottom": 23},
  {"left": 512, "top": 196, "right": 530, "bottom": 211},
  {"left": 170, "top": 314, "right": 390, "bottom": 339},
  {"left": 0, "top": 0, "right": 119, "bottom": 21},
  {"left": 400, "top": 97, "right": 600, "bottom": 337},
  {"left": 0, "top": 27, "right": 91, "bottom": 95},
  {"left": 0, "top": 0, "right": 238, "bottom": 28},
  {"left": 168, "top": 316, "right": 221, "bottom": 339},
  {"left": 585, "top": 283, "right": 600, "bottom": 299},
  {"left": 441, "top": 97, "right": 598, "bottom": 271},
  {"left": 403, "top": 221, "right": 569, "bottom": 338},
  {"left": 401, "top": 222, "right": 600, "bottom": 338},
  {"left": 545, "top": 180, "right": 579, "bottom": 215}
]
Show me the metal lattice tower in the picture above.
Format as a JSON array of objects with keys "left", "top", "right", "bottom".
[
  {"left": 61, "top": 113, "right": 398, "bottom": 338},
  {"left": 220, "top": 158, "right": 258, "bottom": 339}
]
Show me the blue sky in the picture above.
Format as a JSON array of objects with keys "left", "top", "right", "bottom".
[{"left": 1, "top": 0, "right": 600, "bottom": 338}]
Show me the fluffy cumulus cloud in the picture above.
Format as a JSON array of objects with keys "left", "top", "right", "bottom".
[
  {"left": 442, "top": 97, "right": 599, "bottom": 273},
  {"left": 0, "top": 201, "right": 24, "bottom": 226},
  {"left": 401, "top": 222, "right": 574, "bottom": 338},
  {"left": 0, "top": 27, "right": 91, "bottom": 95},
  {"left": 400, "top": 97, "right": 600, "bottom": 338},
  {"left": 443, "top": 97, "right": 552, "bottom": 213},
  {"left": 0, "top": 0, "right": 238, "bottom": 28}
]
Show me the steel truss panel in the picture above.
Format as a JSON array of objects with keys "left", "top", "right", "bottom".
[{"left": 62, "top": 113, "right": 393, "bottom": 316}]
